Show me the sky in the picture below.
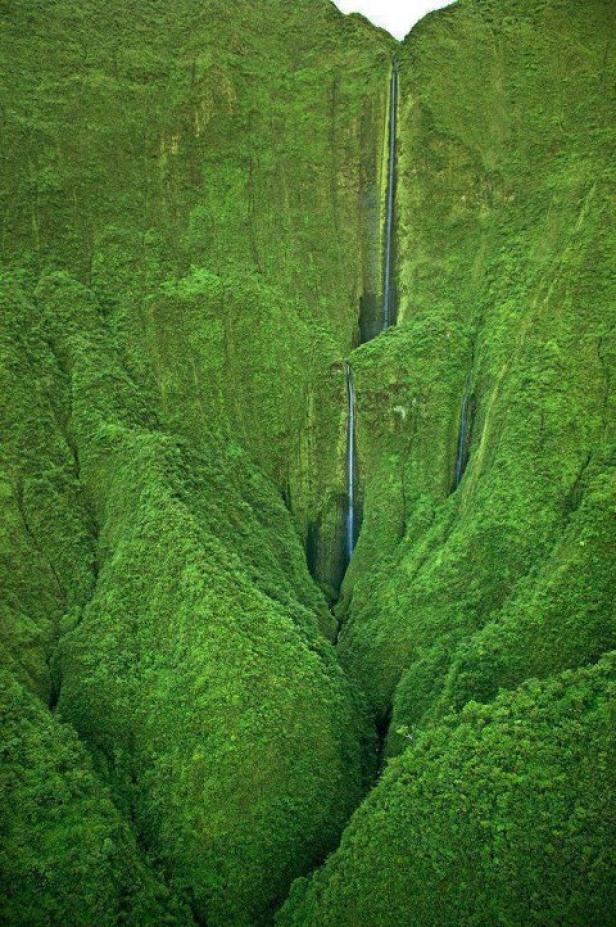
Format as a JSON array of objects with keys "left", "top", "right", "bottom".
[{"left": 332, "top": 1, "right": 455, "bottom": 40}]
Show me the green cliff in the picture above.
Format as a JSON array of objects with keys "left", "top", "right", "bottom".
[
  {"left": 1, "top": 0, "right": 615, "bottom": 925},
  {"left": 338, "top": 0, "right": 616, "bottom": 739}
]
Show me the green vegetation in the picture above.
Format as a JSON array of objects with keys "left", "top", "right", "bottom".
[
  {"left": 277, "top": 656, "right": 616, "bottom": 927},
  {"left": 0, "top": 672, "right": 193, "bottom": 927},
  {"left": 1, "top": 2, "right": 392, "bottom": 922},
  {"left": 1, "top": 0, "right": 615, "bottom": 925},
  {"left": 338, "top": 0, "right": 616, "bottom": 736}
]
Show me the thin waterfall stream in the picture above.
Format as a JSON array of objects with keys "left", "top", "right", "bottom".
[
  {"left": 383, "top": 59, "right": 398, "bottom": 330},
  {"left": 345, "top": 60, "right": 398, "bottom": 566},
  {"left": 345, "top": 363, "right": 356, "bottom": 563}
]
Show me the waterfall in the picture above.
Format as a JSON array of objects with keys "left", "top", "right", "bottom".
[
  {"left": 454, "top": 379, "right": 472, "bottom": 489},
  {"left": 383, "top": 60, "right": 398, "bottom": 330},
  {"left": 345, "top": 362, "right": 356, "bottom": 561},
  {"left": 343, "top": 62, "right": 398, "bottom": 569}
]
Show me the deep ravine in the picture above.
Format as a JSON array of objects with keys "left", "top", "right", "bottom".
[{"left": 336, "top": 58, "right": 400, "bottom": 790}]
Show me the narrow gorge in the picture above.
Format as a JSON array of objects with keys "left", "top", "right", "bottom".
[{"left": 1, "top": 2, "right": 615, "bottom": 927}]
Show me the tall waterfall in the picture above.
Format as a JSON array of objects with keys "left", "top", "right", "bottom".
[
  {"left": 345, "top": 362, "right": 356, "bottom": 561},
  {"left": 344, "top": 62, "right": 398, "bottom": 566},
  {"left": 383, "top": 60, "right": 398, "bottom": 330}
]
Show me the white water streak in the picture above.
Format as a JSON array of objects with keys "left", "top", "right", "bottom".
[
  {"left": 383, "top": 62, "right": 398, "bottom": 329},
  {"left": 345, "top": 362, "right": 356, "bottom": 559}
]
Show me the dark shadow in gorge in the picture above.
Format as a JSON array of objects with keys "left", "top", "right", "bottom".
[
  {"left": 374, "top": 704, "right": 393, "bottom": 778},
  {"left": 451, "top": 378, "right": 476, "bottom": 492}
]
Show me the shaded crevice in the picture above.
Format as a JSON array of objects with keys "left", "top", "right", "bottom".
[
  {"left": 374, "top": 705, "right": 393, "bottom": 777},
  {"left": 304, "top": 500, "right": 348, "bottom": 603},
  {"left": 452, "top": 377, "right": 475, "bottom": 492},
  {"left": 358, "top": 292, "right": 380, "bottom": 344}
]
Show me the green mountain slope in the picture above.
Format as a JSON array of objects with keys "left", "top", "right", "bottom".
[
  {"left": 279, "top": 0, "right": 616, "bottom": 922},
  {"left": 1, "top": 2, "right": 392, "bottom": 923},
  {"left": 338, "top": 0, "right": 616, "bottom": 736},
  {"left": 277, "top": 655, "right": 616, "bottom": 927},
  {"left": 1, "top": 0, "right": 615, "bottom": 925},
  {"left": 0, "top": 671, "right": 194, "bottom": 927}
]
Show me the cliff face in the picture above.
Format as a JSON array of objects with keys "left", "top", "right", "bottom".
[
  {"left": 281, "top": 0, "right": 616, "bottom": 923},
  {"left": 1, "top": 3, "right": 392, "bottom": 924},
  {"left": 2, "top": 0, "right": 615, "bottom": 925},
  {"left": 339, "top": 0, "right": 616, "bottom": 734},
  {"left": 3, "top": 0, "right": 394, "bottom": 595}
]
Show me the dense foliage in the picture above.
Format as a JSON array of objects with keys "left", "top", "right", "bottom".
[
  {"left": 278, "top": 656, "right": 616, "bottom": 927},
  {"left": 1, "top": 0, "right": 615, "bottom": 925},
  {"left": 1, "top": 2, "right": 391, "bottom": 922},
  {"left": 0, "top": 672, "right": 193, "bottom": 927},
  {"left": 338, "top": 0, "right": 616, "bottom": 740}
]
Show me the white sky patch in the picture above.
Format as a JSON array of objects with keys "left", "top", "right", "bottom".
[{"left": 332, "top": 0, "right": 455, "bottom": 40}]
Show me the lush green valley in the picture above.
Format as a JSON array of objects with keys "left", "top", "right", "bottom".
[{"left": 1, "top": 0, "right": 615, "bottom": 925}]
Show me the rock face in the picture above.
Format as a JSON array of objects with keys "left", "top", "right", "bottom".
[{"left": 1, "top": 1, "right": 615, "bottom": 926}]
